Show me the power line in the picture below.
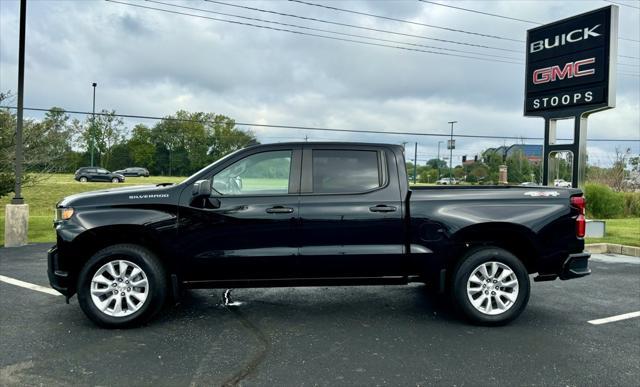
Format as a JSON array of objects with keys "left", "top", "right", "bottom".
[
  {"left": 2, "top": 105, "right": 637, "bottom": 142},
  {"left": 146, "top": 0, "right": 523, "bottom": 62},
  {"left": 105, "top": 1, "right": 526, "bottom": 65},
  {"left": 289, "top": 0, "right": 524, "bottom": 43},
  {"left": 206, "top": 0, "right": 639, "bottom": 60},
  {"left": 418, "top": 0, "right": 539, "bottom": 24},
  {"left": 419, "top": 0, "right": 640, "bottom": 43},
  {"left": 112, "top": 0, "right": 640, "bottom": 71},
  {"left": 204, "top": 0, "right": 521, "bottom": 53}
]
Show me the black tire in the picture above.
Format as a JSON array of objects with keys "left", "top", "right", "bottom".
[
  {"left": 111, "top": 177, "right": 120, "bottom": 183},
  {"left": 451, "top": 247, "right": 530, "bottom": 326},
  {"left": 79, "top": 176, "right": 88, "bottom": 183},
  {"left": 77, "top": 244, "right": 167, "bottom": 328}
]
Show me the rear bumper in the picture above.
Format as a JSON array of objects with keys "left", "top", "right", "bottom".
[
  {"left": 47, "top": 246, "right": 72, "bottom": 297},
  {"left": 559, "top": 252, "right": 591, "bottom": 280},
  {"left": 534, "top": 252, "right": 591, "bottom": 282}
]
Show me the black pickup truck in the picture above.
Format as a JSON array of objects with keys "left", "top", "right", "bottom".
[{"left": 49, "top": 142, "right": 590, "bottom": 328}]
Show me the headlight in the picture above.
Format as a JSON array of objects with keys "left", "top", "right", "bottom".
[{"left": 56, "top": 207, "right": 74, "bottom": 221}]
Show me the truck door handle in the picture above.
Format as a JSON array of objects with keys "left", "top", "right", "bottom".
[
  {"left": 369, "top": 205, "right": 397, "bottom": 213},
  {"left": 266, "top": 206, "right": 294, "bottom": 214}
]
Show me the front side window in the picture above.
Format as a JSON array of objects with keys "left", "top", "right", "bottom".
[
  {"left": 312, "top": 150, "right": 381, "bottom": 194},
  {"left": 212, "top": 150, "right": 292, "bottom": 195},
  {"left": 97, "top": 168, "right": 108, "bottom": 174}
]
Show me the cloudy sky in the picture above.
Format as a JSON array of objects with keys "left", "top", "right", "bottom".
[{"left": 1, "top": 0, "right": 638, "bottom": 167}]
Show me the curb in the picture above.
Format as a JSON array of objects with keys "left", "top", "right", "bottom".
[{"left": 586, "top": 243, "right": 640, "bottom": 257}]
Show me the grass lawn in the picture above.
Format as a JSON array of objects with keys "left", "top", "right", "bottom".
[{"left": 586, "top": 218, "right": 640, "bottom": 247}]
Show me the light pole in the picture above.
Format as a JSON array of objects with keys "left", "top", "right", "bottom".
[
  {"left": 91, "top": 82, "right": 97, "bottom": 167},
  {"left": 437, "top": 141, "right": 444, "bottom": 179},
  {"left": 5, "top": 0, "right": 28, "bottom": 247},
  {"left": 448, "top": 121, "right": 457, "bottom": 179},
  {"left": 12, "top": 0, "right": 27, "bottom": 205}
]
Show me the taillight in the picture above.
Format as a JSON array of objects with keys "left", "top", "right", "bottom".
[
  {"left": 576, "top": 214, "right": 586, "bottom": 237},
  {"left": 571, "top": 196, "right": 586, "bottom": 237},
  {"left": 571, "top": 196, "right": 586, "bottom": 215}
]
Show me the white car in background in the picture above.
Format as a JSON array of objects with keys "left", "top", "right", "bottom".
[
  {"left": 436, "top": 177, "right": 458, "bottom": 185},
  {"left": 554, "top": 179, "right": 572, "bottom": 188}
]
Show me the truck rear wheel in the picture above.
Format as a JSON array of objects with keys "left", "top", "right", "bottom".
[
  {"left": 452, "top": 247, "right": 530, "bottom": 325},
  {"left": 77, "top": 244, "right": 167, "bottom": 328}
]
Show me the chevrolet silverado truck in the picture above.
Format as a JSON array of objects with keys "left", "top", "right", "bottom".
[{"left": 48, "top": 142, "right": 590, "bottom": 328}]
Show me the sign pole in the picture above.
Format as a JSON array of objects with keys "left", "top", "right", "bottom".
[{"left": 448, "top": 121, "right": 456, "bottom": 179}]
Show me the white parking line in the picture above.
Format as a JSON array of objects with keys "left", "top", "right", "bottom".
[
  {"left": 588, "top": 311, "right": 640, "bottom": 325},
  {"left": 0, "top": 274, "right": 62, "bottom": 296}
]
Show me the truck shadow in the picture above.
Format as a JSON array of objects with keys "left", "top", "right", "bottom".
[{"left": 159, "top": 283, "right": 461, "bottom": 326}]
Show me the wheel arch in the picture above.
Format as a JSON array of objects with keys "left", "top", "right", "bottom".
[
  {"left": 450, "top": 222, "right": 540, "bottom": 274},
  {"left": 64, "top": 225, "right": 177, "bottom": 285}
]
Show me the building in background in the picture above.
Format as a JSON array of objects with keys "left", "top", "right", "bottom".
[{"left": 484, "top": 144, "right": 542, "bottom": 163}]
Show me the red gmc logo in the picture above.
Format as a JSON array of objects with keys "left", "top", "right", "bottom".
[{"left": 532, "top": 58, "right": 596, "bottom": 85}]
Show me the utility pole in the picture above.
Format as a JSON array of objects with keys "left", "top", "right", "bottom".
[
  {"left": 448, "top": 121, "right": 457, "bottom": 180},
  {"left": 12, "top": 0, "right": 27, "bottom": 205},
  {"left": 91, "top": 82, "right": 97, "bottom": 167},
  {"left": 5, "top": 0, "right": 29, "bottom": 247},
  {"left": 437, "top": 141, "right": 443, "bottom": 179},
  {"left": 413, "top": 142, "right": 418, "bottom": 184}
]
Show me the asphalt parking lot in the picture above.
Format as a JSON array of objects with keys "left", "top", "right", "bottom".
[{"left": 0, "top": 244, "right": 639, "bottom": 386}]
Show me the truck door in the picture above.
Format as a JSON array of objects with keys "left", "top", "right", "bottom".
[
  {"left": 298, "top": 145, "right": 405, "bottom": 278},
  {"left": 177, "top": 147, "right": 302, "bottom": 281}
]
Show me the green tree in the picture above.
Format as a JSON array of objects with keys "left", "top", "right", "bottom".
[
  {"left": 469, "top": 164, "right": 489, "bottom": 183},
  {"left": 205, "top": 113, "right": 254, "bottom": 162},
  {"left": 453, "top": 165, "right": 465, "bottom": 179},
  {"left": 128, "top": 124, "right": 155, "bottom": 170},
  {"left": 426, "top": 158, "right": 447, "bottom": 170},
  {"left": 506, "top": 149, "right": 532, "bottom": 184},
  {"left": 152, "top": 111, "right": 256, "bottom": 176},
  {"left": 419, "top": 168, "right": 438, "bottom": 183},
  {"left": 107, "top": 143, "right": 132, "bottom": 171},
  {"left": 0, "top": 94, "right": 71, "bottom": 196},
  {"left": 630, "top": 156, "right": 640, "bottom": 172},
  {"left": 79, "top": 110, "right": 126, "bottom": 168}
]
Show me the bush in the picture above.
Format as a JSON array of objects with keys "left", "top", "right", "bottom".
[
  {"left": 623, "top": 192, "right": 640, "bottom": 217},
  {"left": 584, "top": 183, "right": 624, "bottom": 218}
]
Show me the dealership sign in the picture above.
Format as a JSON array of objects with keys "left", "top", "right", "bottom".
[{"left": 524, "top": 6, "right": 618, "bottom": 116}]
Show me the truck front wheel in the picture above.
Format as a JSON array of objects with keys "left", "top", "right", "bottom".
[
  {"left": 452, "top": 247, "right": 530, "bottom": 325},
  {"left": 77, "top": 244, "right": 167, "bottom": 328}
]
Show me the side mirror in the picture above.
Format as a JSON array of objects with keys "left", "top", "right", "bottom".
[{"left": 192, "top": 179, "right": 212, "bottom": 198}]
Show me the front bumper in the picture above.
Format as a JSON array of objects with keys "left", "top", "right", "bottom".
[{"left": 47, "top": 246, "right": 72, "bottom": 298}]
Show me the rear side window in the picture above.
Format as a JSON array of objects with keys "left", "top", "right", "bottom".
[{"left": 312, "top": 150, "right": 382, "bottom": 194}]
